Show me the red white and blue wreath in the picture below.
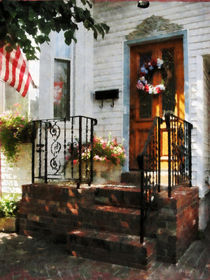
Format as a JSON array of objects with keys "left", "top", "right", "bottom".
[{"left": 136, "top": 58, "right": 165, "bottom": 95}]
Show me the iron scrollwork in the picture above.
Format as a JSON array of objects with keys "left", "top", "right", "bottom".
[
  {"left": 32, "top": 116, "right": 97, "bottom": 186},
  {"left": 49, "top": 121, "right": 62, "bottom": 174}
]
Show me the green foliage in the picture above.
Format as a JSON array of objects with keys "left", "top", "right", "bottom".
[
  {"left": 0, "top": 111, "right": 32, "bottom": 162},
  {"left": 0, "top": 0, "right": 109, "bottom": 60},
  {"left": 0, "top": 194, "right": 20, "bottom": 217}
]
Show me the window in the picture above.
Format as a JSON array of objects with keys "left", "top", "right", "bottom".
[
  {"left": 54, "top": 59, "right": 70, "bottom": 118},
  {"left": 53, "top": 31, "right": 71, "bottom": 119}
]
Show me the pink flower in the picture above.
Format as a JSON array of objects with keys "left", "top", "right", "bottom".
[
  {"left": 102, "top": 143, "right": 106, "bottom": 149},
  {"left": 113, "top": 138, "right": 117, "bottom": 145},
  {"left": 73, "top": 160, "right": 78, "bottom": 165},
  {"left": 136, "top": 80, "right": 144, "bottom": 90},
  {"left": 94, "top": 155, "right": 100, "bottom": 161}
]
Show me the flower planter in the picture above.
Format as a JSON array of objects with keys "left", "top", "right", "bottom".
[
  {"left": 65, "top": 162, "right": 90, "bottom": 180},
  {"left": 93, "top": 161, "right": 122, "bottom": 184},
  {"left": 0, "top": 217, "right": 16, "bottom": 232},
  {"left": 65, "top": 160, "right": 122, "bottom": 184}
]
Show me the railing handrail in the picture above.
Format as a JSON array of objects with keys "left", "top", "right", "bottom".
[
  {"left": 165, "top": 113, "right": 193, "bottom": 196},
  {"left": 32, "top": 115, "right": 97, "bottom": 125},
  {"left": 137, "top": 116, "right": 162, "bottom": 244},
  {"left": 164, "top": 113, "right": 193, "bottom": 128},
  {"left": 137, "top": 113, "right": 193, "bottom": 243}
]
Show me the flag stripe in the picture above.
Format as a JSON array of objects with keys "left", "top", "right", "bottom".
[
  {"left": 17, "top": 59, "right": 27, "bottom": 93},
  {"left": 4, "top": 50, "right": 11, "bottom": 82},
  {"left": 0, "top": 45, "right": 32, "bottom": 97},
  {"left": 22, "top": 74, "right": 32, "bottom": 97},
  {"left": 0, "top": 47, "right": 6, "bottom": 81},
  {"left": 10, "top": 47, "right": 21, "bottom": 87},
  {"left": 13, "top": 53, "right": 24, "bottom": 90}
]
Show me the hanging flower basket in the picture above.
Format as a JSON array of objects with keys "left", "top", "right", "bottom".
[
  {"left": 136, "top": 57, "right": 166, "bottom": 95},
  {"left": 0, "top": 111, "right": 33, "bottom": 163}
]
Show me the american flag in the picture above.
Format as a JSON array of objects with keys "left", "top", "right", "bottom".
[{"left": 0, "top": 45, "right": 32, "bottom": 97}]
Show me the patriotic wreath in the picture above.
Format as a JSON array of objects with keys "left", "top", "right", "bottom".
[{"left": 136, "top": 58, "right": 166, "bottom": 95}]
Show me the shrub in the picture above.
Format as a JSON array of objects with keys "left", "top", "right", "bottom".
[{"left": 0, "top": 194, "right": 20, "bottom": 218}]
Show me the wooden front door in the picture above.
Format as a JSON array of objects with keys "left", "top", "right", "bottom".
[{"left": 129, "top": 38, "right": 184, "bottom": 170}]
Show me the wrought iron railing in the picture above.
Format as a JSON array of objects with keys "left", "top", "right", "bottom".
[
  {"left": 137, "top": 117, "right": 162, "bottom": 243},
  {"left": 137, "top": 114, "right": 193, "bottom": 243},
  {"left": 165, "top": 113, "right": 193, "bottom": 197},
  {"left": 31, "top": 116, "right": 97, "bottom": 188}
]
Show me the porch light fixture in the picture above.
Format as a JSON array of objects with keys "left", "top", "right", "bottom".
[{"left": 137, "top": 1, "right": 150, "bottom": 8}]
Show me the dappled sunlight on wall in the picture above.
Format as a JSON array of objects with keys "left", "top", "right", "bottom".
[{"left": 1, "top": 143, "right": 32, "bottom": 195}]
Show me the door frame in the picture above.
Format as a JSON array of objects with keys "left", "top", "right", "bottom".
[{"left": 123, "top": 30, "right": 189, "bottom": 172}]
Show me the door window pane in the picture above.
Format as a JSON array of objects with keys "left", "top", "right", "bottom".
[
  {"left": 54, "top": 59, "right": 70, "bottom": 118},
  {"left": 138, "top": 52, "right": 152, "bottom": 118},
  {"left": 162, "top": 48, "right": 176, "bottom": 113}
]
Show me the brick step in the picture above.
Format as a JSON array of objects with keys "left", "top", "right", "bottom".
[
  {"left": 80, "top": 204, "right": 157, "bottom": 237},
  {"left": 94, "top": 185, "right": 140, "bottom": 208},
  {"left": 121, "top": 171, "right": 169, "bottom": 187},
  {"left": 121, "top": 171, "right": 141, "bottom": 185},
  {"left": 83, "top": 204, "right": 140, "bottom": 235},
  {"left": 67, "top": 228, "right": 155, "bottom": 269}
]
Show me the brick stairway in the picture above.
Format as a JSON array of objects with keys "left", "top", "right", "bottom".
[
  {"left": 18, "top": 183, "right": 199, "bottom": 268},
  {"left": 66, "top": 185, "right": 156, "bottom": 269}
]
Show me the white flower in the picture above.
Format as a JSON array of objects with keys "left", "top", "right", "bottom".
[
  {"left": 154, "top": 87, "right": 158, "bottom": 94},
  {"left": 140, "top": 76, "right": 145, "bottom": 82},
  {"left": 149, "top": 85, "right": 153, "bottom": 94},
  {"left": 157, "top": 58, "right": 164, "bottom": 69},
  {"left": 159, "top": 84, "right": 165, "bottom": 90}
]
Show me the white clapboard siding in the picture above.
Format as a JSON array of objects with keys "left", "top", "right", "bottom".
[{"left": 91, "top": 1, "right": 210, "bottom": 189}]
